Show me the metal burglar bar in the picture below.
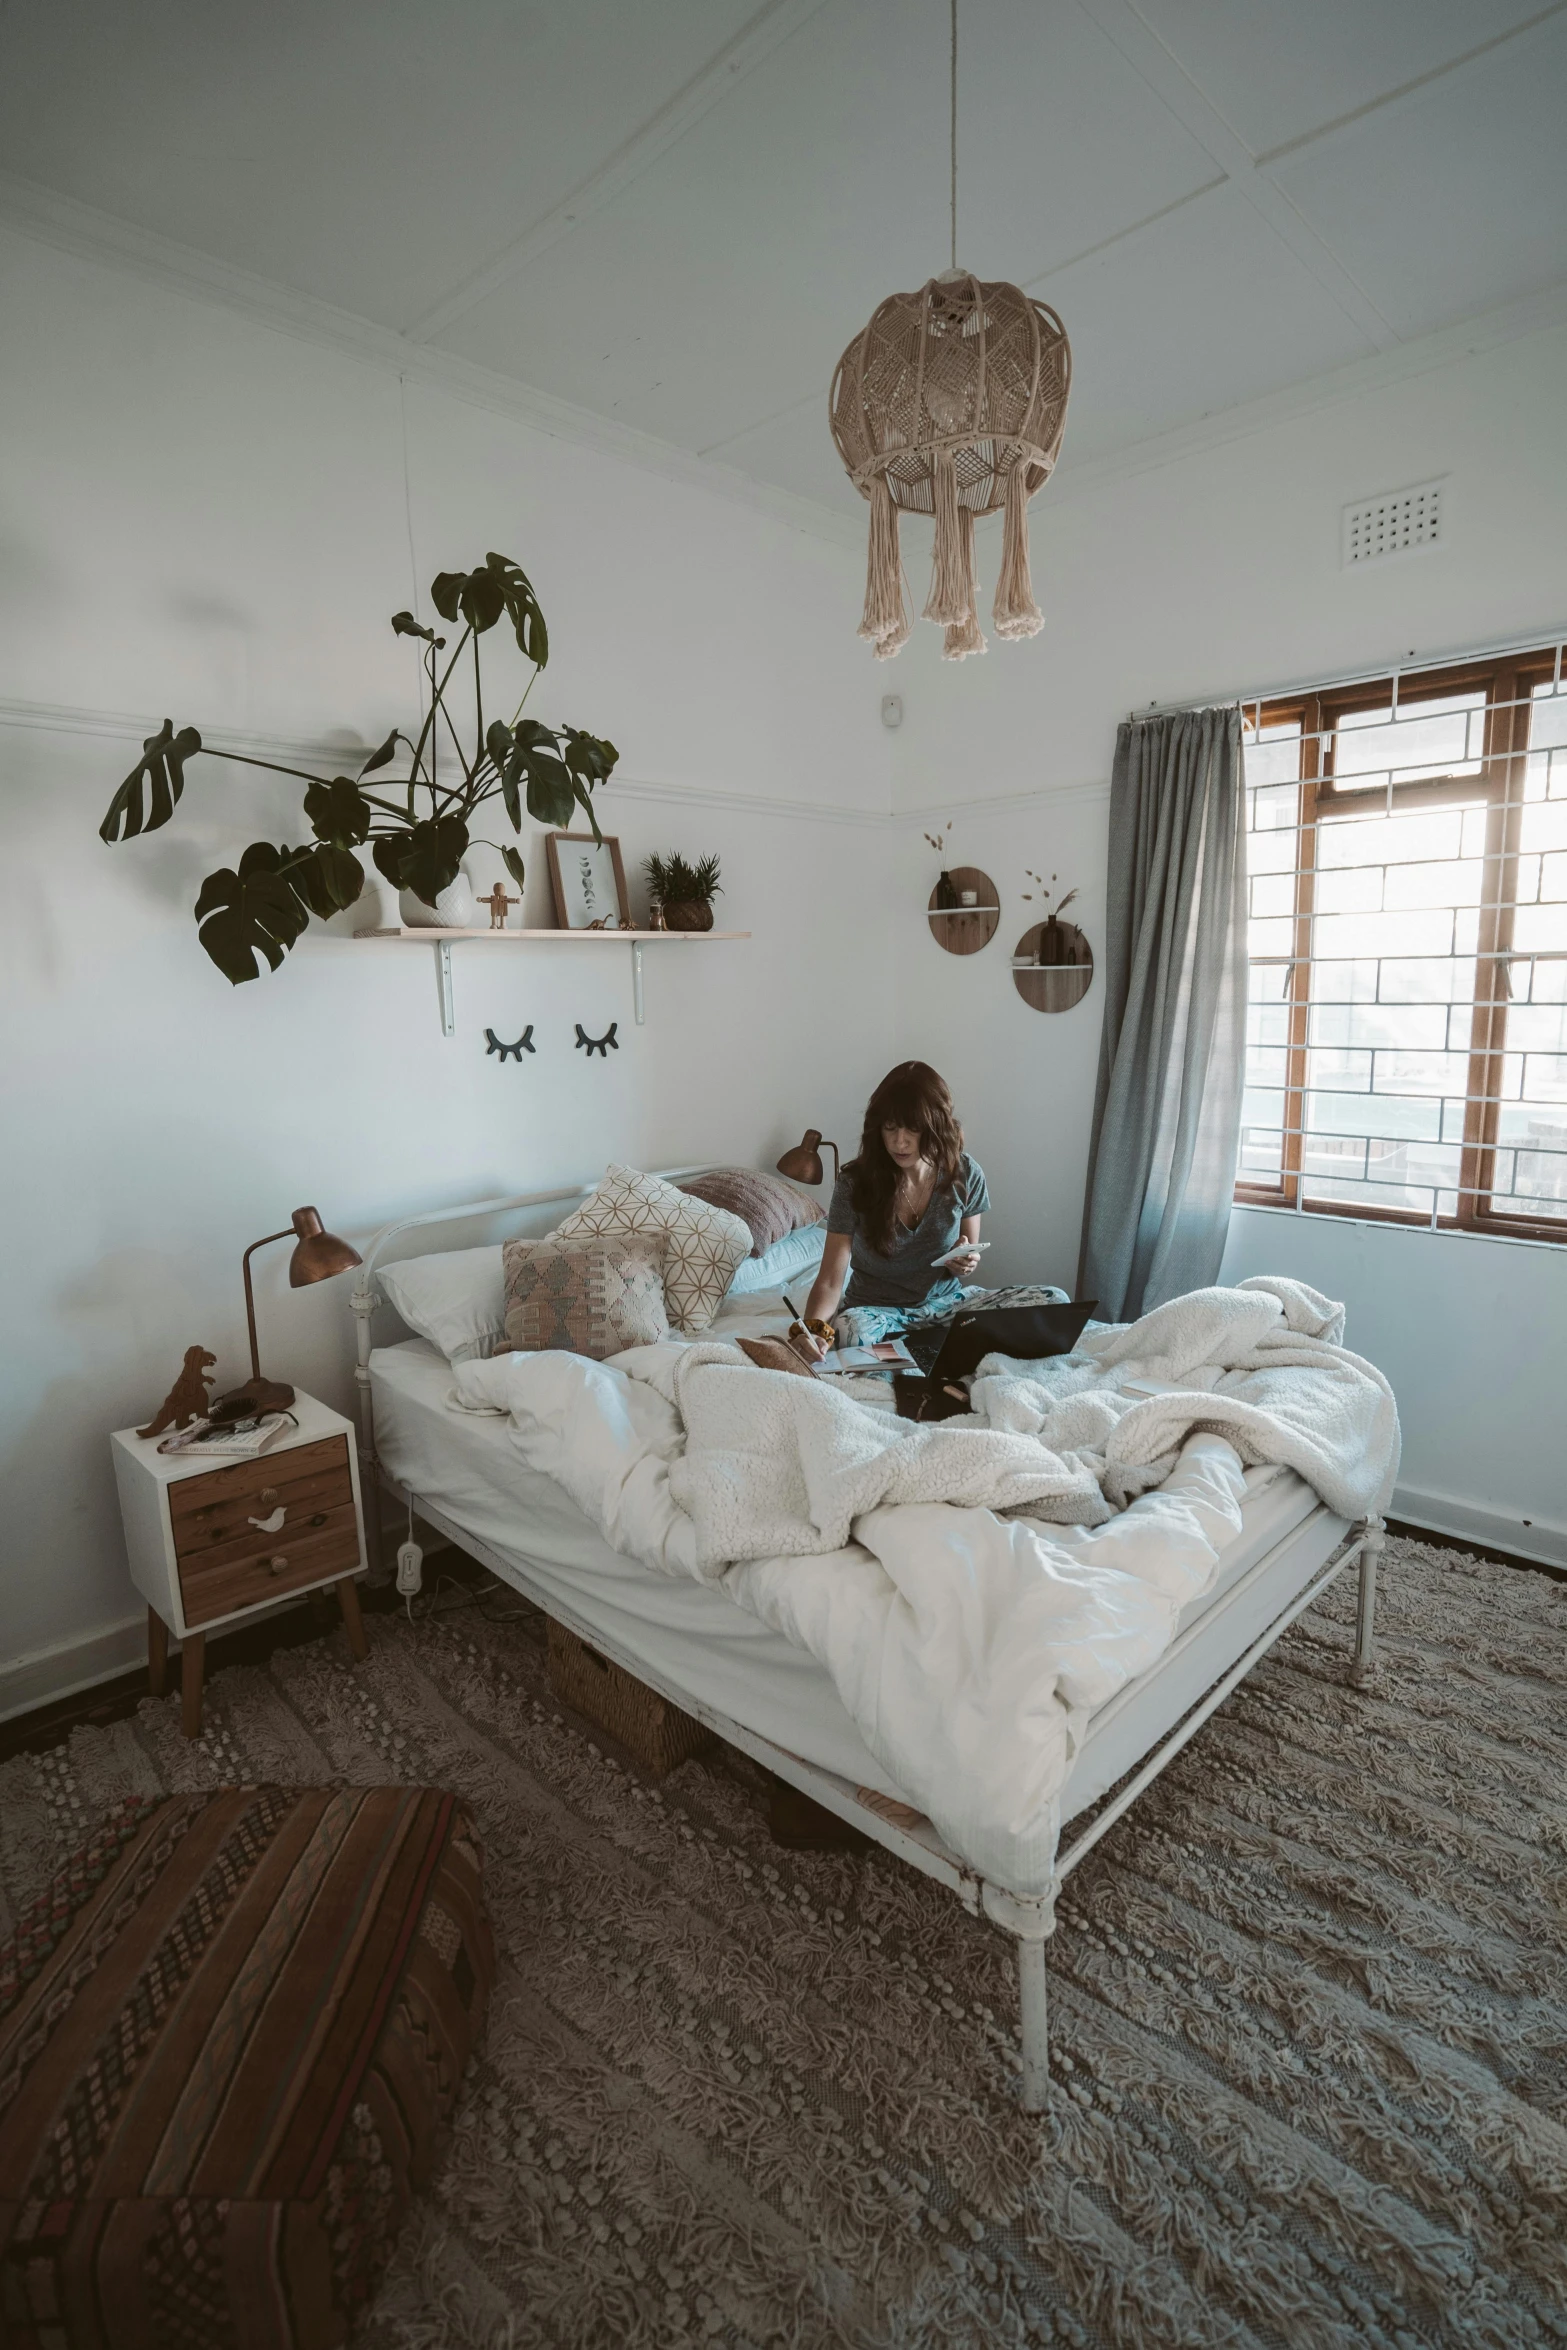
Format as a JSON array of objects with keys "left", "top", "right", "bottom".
[{"left": 1236, "top": 647, "right": 1567, "bottom": 1241}]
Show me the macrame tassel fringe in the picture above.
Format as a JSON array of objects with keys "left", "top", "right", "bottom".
[
  {"left": 858, "top": 475, "right": 909, "bottom": 656},
  {"left": 922, "top": 449, "right": 974, "bottom": 629},
  {"left": 993, "top": 461, "right": 1044, "bottom": 641},
  {"left": 941, "top": 508, "right": 987, "bottom": 660}
]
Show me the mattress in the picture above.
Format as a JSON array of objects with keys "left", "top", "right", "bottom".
[{"left": 370, "top": 1315, "right": 1351, "bottom": 1824}]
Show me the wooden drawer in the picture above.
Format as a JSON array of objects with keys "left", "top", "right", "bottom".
[
  {"left": 170, "top": 1435, "right": 360, "bottom": 1627},
  {"left": 178, "top": 1515, "right": 362, "bottom": 1626}
]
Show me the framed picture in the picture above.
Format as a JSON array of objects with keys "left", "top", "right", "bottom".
[{"left": 546, "top": 832, "right": 630, "bottom": 930}]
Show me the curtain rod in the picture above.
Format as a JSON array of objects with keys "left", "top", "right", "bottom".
[{"left": 1125, "top": 622, "right": 1567, "bottom": 725}]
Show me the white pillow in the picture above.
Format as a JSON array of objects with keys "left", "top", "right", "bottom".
[
  {"left": 725, "top": 1221, "right": 827, "bottom": 1300},
  {"left": 551, "top": 1164, "right": 751, "bottom": 1334},
  {"left": 377, "top": 1245, "right": 506, "bottom": 1363}
]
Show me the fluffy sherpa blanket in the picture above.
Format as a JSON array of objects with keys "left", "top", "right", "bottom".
[{"left": 454, "top": 1277, "right": 1398, "bottom": 1892}]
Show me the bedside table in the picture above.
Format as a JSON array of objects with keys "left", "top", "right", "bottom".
[{"left": 111, "top": 1391, "right": 368, "bottom": 1738}]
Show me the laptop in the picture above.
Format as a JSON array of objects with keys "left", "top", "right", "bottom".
[{"left": 894, "top": 1300, "right": 1098, "bottom": 1421}]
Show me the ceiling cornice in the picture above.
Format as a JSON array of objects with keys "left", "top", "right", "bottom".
[
  {"left": 3, "top": 167, "right": 1565, "bottom": 558},
  {"left": 0, "top": 169, "right": 866, "bottom": 554}
]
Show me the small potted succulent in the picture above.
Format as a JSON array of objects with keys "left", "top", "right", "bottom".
[{"left": 645, "top": 850, "right": 722, "bottom": 933}]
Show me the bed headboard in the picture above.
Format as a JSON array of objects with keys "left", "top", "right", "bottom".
[{"left": 348, "top": 1165, "right": 727, "bottom": 1559}]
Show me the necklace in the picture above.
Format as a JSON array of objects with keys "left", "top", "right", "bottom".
[{"left": 896, "top": 1161, "right": 935, "bottom": 1231}]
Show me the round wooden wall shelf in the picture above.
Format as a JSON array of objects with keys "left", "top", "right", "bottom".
[
  {"left": 927, "top": 866, "right": 1000, "bottom": 955},
  {"left": 1012, "top": 920, "right": 1094, "bottom": 1012}
]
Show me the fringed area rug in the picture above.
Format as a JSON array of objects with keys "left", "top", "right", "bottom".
[{"left": 2, "top": 1536, "right": 1562, "bottom": 2350}]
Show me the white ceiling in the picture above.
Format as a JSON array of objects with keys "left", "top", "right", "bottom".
[{"left": 3, "top": 0, "right": 1564, "bottom": 520}]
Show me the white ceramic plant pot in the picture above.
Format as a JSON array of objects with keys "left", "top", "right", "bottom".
[{"left": 400, "top": 866, "right": 479, "bottom": 929}]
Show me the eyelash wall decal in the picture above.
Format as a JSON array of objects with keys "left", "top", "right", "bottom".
[
  {"left": 485, "top": 1026, "right": 535, "bottom": 1062},
  {"left": 575, "top": 1021, "right": 619, "bottom": 1058}
]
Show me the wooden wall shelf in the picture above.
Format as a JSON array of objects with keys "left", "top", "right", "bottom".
[
  {"left": 926, "top": 867, "right": 999, "bottom": 956},
  {"left": 347, "top": 926, "right": 749, "bottom": 1032}
]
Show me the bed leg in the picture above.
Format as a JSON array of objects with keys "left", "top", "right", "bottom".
[
  {"left": 1354, "top": 1513, "right": 1384, "bottom": 1678},
  {"left": 1018, "top": 1937, "right": 1050, "bottom": 2112}
]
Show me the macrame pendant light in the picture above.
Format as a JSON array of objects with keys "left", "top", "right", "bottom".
[{"left": 829, "top": 3, "right": 1071, "bottom": 661}]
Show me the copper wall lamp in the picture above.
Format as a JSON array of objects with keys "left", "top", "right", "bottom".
[
  {"left": 210, "top": 1207, "right": 363, "bottom": 1423},
  {"left": 776, "top": 1129, "right": 840, "bottom": 1187}
]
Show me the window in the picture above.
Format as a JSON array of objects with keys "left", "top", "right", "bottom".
[{"left": 1237, "top": 646, "right": 1567, "bottom": 1241}]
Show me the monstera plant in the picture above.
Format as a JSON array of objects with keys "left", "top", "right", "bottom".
[{"left": 99, "top": 553, "right": 618, "bottom": 983}]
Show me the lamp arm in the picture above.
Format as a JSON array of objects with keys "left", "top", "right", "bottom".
[
  {"left": 827, "top": 1140, "right": 841, "bottom": 1184},
  {"left": 240, "top": 1229, "right": 295, "bottom": 1382}
]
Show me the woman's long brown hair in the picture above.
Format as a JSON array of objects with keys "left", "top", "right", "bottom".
[{"left": 845, "top": 1062, "right": 965, "bottom": 1255}]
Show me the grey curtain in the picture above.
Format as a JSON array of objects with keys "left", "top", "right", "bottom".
[{"left": 1077, "top": 705, "right": 1248, "bottom": 1321}]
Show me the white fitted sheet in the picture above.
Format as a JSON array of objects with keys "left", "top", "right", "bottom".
[{"left": 370, "top": 1325, "right": 1347, "bottom": 1819}]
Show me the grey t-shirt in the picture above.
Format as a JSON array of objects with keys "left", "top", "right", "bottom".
[{"left": 827, "top": 1153, "right": 990, "bottom": 1311}]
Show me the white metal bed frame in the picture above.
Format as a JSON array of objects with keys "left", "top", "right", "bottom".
[{"left": 349, "top": 1180, "right": 1384, "bottom": 2113}]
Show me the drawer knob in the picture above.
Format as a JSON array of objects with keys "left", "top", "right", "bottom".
[
  {"left": 248, "top": 1505, "right": 287, "bottom": 1534},
  {"left": 308, "top": 1512, "right": 327, "bottom": 1529},
  {"left": 268, "top": 1555, "right": 288, "bottom": 1576},
  {"left": 258, "top": 1489, "right": 278, "bottom": 1507}
]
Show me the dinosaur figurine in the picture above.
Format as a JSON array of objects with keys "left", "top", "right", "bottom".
[{"left": 137, "top": 1345, "right": 217, "bottom": 1439}]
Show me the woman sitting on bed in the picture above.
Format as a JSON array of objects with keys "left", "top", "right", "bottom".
[{"left": 790, "top": 1061, "right": 988, "bottom": 1362}]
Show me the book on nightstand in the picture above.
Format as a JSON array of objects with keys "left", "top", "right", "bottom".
[{"left": 156, "top": 1413, "right": 295, "bottom": 1459}]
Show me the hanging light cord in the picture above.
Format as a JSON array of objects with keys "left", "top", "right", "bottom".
[{"left": 949, "top": 0, "right": 958, "bottom": 271}]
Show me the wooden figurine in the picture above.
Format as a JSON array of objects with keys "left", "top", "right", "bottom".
[
  {"left": 136, "top": 1346, "right": 217, "bottom": 1438},
  {"left": 480, "top": 882, "right": 519, "bottom": 931}
]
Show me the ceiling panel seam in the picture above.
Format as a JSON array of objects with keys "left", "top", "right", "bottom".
[
  {"left": 404, "top": 0, "right": 832, "bottom": 348},
  {"left": 1253, "top": 0, "right": 1567, "bottom": 168},
  {"left": 1073, "top": 0, "right": 1400, "bottom": 353}
]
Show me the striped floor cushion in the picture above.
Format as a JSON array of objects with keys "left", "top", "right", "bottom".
[{"left": 0, "top": 1785, "right": 492, "bottom": 2350}]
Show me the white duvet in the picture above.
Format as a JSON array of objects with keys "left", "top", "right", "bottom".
[{"left": 454, "top": 1278, "right": 1398, "bottom": 1893}]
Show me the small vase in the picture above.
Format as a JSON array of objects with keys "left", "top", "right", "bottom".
[
  {"left": 934, "top": 869, "right": 958, "bottom": 911},
  {"left": 663, "top": 899, "right": 714, "bottom": 933},
  {"left": 400, "top": 866, "right": 479, "bottom": 929},
  {"left": 1039, "top": 917, "right": 1065, "bottom": 967}
]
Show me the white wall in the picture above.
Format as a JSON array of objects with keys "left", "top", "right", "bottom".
[
  {"left": 0, "top": 226, "right": 894, "bottom": 1714},
  {"left": 5, "top": 223, "right": 1566, "bottom": 1723},
  {"left": 887, "top": 314, "right": 1567, "bottom": 1561}
]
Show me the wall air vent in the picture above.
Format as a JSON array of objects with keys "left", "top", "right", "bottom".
[{"left": 1342, "top": 479, "right": 1446, "bottom": 569}]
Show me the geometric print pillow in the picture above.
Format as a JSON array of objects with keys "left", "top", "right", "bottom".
[
  {"left": 498, "top": 1234, "right": 669, "bottom": 1357},
  {"left": 551, "top": 1164, "right": 751, "bottom": 1334}
]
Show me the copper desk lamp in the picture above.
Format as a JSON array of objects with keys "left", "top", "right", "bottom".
[
  {"left": 776, "top": 1129, "right": 840, "bottom": 1187},
  {"left": 209, "top": 1207, "right": 363, "bottom": 1423}
]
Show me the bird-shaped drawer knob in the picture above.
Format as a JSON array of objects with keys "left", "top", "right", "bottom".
[{"left": 247, "top": 1497, "right": 287, "bottom": 1534}]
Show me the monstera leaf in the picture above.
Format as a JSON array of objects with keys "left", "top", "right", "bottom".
[
  {"left": 561, "top": 727, "right": 618, "bottom": 841},
  {"left": 359, "top": 728, "right": 401, "bottom": 776},
  {"left": 303, "top": 775, "right": 373, "bottom": 847},
  {"left": 287, "top": 841, "right": 366, "bottom": 919},
  {"left": 100, "top": 721, "right": 203, "bottom": 841},
  {"left": 371, "top": 814, "right": 468, "bottom": 902},
  {"left": 430, "top": 553, "right": 547, "bottom": 667},
  {"left": 194, "top": 844, "right": 313, "bottom": 984},
  {"left": 501, "top": 845, "right": 526, "bottom": 892},
  {"left": 390, "top": 611, "right": 442, "bottom": 645}
]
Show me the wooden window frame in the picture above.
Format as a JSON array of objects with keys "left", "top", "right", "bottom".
[{"left": 1236, "top": 646, "right": 1564, "bottom": 1244}]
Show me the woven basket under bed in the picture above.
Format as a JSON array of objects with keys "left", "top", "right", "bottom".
[{"left": 546, "top": 1618, "right": 713, "bottom": 1779}]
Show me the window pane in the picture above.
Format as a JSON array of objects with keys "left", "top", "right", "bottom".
[{"left": 1331, "top": 691, "right": 1486, "bottom": 792}]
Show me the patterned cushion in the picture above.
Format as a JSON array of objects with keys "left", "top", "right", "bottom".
[
  {"left": 552, "top": 1164, "right": 751, "bottom": 1334},
  {"left": 676, "top": 1168, "right": 824, "bottom": 1258},
  {"left": 498, "top": 1234, "right": 669, "bottom": 1357},
  {"left": 0, "top": 1786, "right": 492, "bottom": 2350}
]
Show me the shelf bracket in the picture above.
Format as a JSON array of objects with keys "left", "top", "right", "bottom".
[
  {"left": 631, "top": 941, "right": 645, "bottom": 1026},
  {"left": 435, "top": 940, "right": 455, "bottom": 1038}
]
